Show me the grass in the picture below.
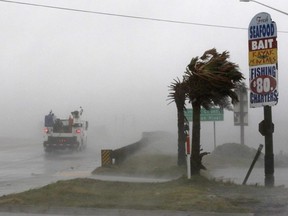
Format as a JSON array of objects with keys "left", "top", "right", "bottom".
[
  {"left": 0, "top": 153, "right": 287, "bottom": 214},
  {"left": 0, "top": 176, "right": 252, "bottom": 213},
  {"left": 93, "top": 153, "right": 184, "bottom": 178}
]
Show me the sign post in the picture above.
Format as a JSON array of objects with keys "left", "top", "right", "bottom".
[
  {"left": 248, "top": 12, "right": 278, "bottom": 187},
  {"left": 249, "top": 13, "right": 278, "bottom": 107},
  {"left": 184, "top": 108, "right": 223, "bottom": 149},
  {"left": 234, "top": 85, "right": 248, "bottom": 145},
  {"left": 185, "top": 133, "right": 191, "bottom": 179}
]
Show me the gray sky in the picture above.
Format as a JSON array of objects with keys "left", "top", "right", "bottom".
[{"left": 0, "top": 0, "right": 288, "bottom": 152}]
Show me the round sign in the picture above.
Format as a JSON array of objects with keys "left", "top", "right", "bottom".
[{"left": 250, "top": 75, "right": 277, "bottom": 95}]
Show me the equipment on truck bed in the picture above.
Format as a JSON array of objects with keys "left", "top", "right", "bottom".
[{"left": 43, "top": 108, "right": 88, "bottom": 153}]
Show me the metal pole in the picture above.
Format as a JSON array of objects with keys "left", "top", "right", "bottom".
[
  {"left": 213, "top": 121, "right": 216, "bottom": 150},
  {"left": 239, "top": 88, "right": 245, "bottom": 145},
  {"left": 187, "top": 154, "right": 191, "bottom": 179},
  {"left": 185, "top": 133, "right": 191, "bottom": 179},
  {"left": 264, "top": 106, "right": 274, "bottom": 187},
  {"left": 243, "top": 144, "right": 263, "bottom": 185}
]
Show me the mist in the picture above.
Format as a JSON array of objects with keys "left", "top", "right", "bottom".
[{"left": 1, "top": 0, "right": 288, "bottom": 154}]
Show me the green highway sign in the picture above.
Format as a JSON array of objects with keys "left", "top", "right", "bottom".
[{"left": 184, "top": 108, "right": 224, "bottom": 122}]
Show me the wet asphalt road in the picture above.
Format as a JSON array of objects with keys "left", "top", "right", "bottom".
[{"left": 0, "top": 138, "right": 101, "bottom": 196}]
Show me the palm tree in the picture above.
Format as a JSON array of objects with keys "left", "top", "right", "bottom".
[
  {"left": 184, "top": 48, "right": 244, "bottom": 174},
  {"left": 168, "top": 77, "right": 187, "bottom": 166}
]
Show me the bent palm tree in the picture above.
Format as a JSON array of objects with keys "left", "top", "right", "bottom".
[
  {"left": 185, "top": 48, "right": 244, "bottom": 174},
  {"left": 168, "top": 77, "right": 187, "bottom": 166}
]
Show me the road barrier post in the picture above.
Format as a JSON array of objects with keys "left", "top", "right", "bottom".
[
  {"left": 186, "top": 134, "right": 191, "bottom": 179},
  {"left": 101, "top": 149, "right": 113, "bottom": 167}
]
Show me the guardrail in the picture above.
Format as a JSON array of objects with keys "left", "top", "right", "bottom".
[{"left": 101, "top": 131, "right": 165, "bottom": 166}]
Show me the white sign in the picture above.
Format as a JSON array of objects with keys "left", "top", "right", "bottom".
[
  {"left": 248, "top": 12, "right": 278, "bottom": 108},
  {"left": 234, "top": 89, "right": 248, "bottom": 126}
]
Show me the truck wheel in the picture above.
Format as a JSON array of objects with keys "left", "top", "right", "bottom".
[
  {"left": 79, "top": 140, "right": 85, "bottom": 152},
  {"left": 44, "top": 147, "right": 52, "bottom": 153},
  {"left": 75, "top": 141, "right": 82, "bottom": 152}
]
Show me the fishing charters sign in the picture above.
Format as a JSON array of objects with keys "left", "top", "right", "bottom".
[{"left": 248, "top": 12, "right": 278, "bottom": 108}]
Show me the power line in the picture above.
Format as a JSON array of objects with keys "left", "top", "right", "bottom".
[
  {"left": 0, "top": 0, "right": 288, "bottom": 33},
  {"left": 0, "top": 0, "right": 244, "bottom": 30}
]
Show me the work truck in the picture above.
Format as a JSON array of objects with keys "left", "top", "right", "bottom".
[{"left": 43, "top": 108, "right": 88, "bottom": 153}]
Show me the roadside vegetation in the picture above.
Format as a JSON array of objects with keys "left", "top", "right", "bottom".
[
  {"left": 0, "top": 147, "right": 287, "bottom": 215},
  {"left": 0, "top": 172, "right": 259, "bottom": 213}
]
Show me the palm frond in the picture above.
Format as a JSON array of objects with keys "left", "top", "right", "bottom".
[{"left": 185, "top": 48, "right": 245, "bottom": 109}]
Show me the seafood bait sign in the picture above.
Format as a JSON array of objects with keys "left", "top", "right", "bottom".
[{"left": 248, "top": 12, "right": 278, "bottom": 108}]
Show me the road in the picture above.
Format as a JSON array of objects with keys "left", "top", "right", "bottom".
[{"left": 0, "top": 138, "right": 101, "bottom": 196}]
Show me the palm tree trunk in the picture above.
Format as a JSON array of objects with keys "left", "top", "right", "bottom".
[
  {"left": 191, "top": 101, "right": 201, "bottom": 175},
  {"left": 177, "top": 109, "right": 186, "bottom": 166}
]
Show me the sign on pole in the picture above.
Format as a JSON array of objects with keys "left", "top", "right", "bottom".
[
  {"left": 184, "top": 108, "right": 224, "bottom": 122},
  {"left": 234, "top": 88, "right": 248, "bottom": 126},
  {"left": 248, "top": 12, "right": 278, "bottom": 108}
]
